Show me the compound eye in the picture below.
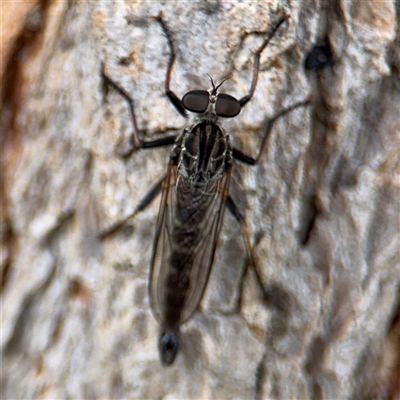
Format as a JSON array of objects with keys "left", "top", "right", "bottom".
[
  {"left": 182, "top": 90, "right": 209, "bottom": 113},
  {"left": 215, "top": 93, "right": 241, "bottom": 118}
]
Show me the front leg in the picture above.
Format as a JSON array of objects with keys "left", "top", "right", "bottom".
[
  {"left": 101, "top": 65, "right": 179, "bottom": 154},
  {"left": 232, "top": 100, "right": 311, "bottom": 165}
]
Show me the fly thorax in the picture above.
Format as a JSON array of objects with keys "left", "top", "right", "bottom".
[{"left": 178, "top": 122, "right": 230, "bottom": 191}]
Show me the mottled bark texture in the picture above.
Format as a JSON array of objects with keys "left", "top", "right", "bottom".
[{"left": 1, "top": 1, "right": 399, "bottom": 399}]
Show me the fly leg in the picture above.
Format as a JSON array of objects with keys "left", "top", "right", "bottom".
[
  {"left": 230, "top": 101, "right": 310, "bottom": 297},
  {"left": 101, "top": 13, "right": 185, "bottom": 155},
  {"left": 232, "top": 11, "right": 310, "bottom": 161},
  {"left": 155, "top": 13, "right": 188, "bottom": 118},
  {"left": 238, "top": 15, "right": 288, "bottom": 109},
  {"left": 101, "top": 67, "right": 179, "bottom": 155},
  {"left": 99, "top": 174, "right": 166, "bottom": 239},
  {"left": 101, "top": 13, "right": 186, "bottom": 153},
  {"left": 225, "top": 195, "right": 267, "bottom": 300},
  {"left": 225, "top": 195, "right": 254, "bottom": 268},
  {"left": 232, "top": 100, "right": 311, "bottom": 166}
]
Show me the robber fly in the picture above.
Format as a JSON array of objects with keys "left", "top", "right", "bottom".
[{"left": 101, "top": 14, "right": 309, "bottom": 365}]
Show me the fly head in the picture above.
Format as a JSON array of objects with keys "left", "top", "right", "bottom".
[{"left": 181, "top": 77, "right": 241, "bottom": 118}]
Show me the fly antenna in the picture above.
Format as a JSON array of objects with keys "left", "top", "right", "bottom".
[
  {"left": 207, "top": 73, "right": 216, "bottom": 93},
  {"left": 207, "top": 74, "right": 228, "bottom": 94},
  {"left": 216, "top": 78, "right": 228, "bottom": 91}
]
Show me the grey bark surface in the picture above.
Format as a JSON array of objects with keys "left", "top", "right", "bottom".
[{"left": 1, "top": 1, "right": 399, "bottom": 399}]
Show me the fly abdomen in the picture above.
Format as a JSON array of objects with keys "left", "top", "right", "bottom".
[
  {"left": 163, "top": 225, "right": 199, "bottom": 327},
  {"left": 164, "top": 270, "right": 189, "bottom": 327},
  {"left": 171, "top": 227, "right": 199, "bottom": 251}
]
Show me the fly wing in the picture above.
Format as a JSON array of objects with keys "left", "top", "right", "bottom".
[
  {"left": 179, "top": 170, "right": 231, "bottom": 324},
  {"left": 149, "top": 162, "right": 231, "bottom": 326},
  {"left": 148, "top": 163, "right": 175, "bottom": 324}
]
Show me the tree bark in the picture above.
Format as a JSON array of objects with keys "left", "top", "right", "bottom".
[{"left": 1, "top": 1, "right": 399, "bottom": 399}]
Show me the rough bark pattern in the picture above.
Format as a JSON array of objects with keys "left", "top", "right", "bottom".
[{"left": 1, "top": 1, "right": 399, "bottom": 399}]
